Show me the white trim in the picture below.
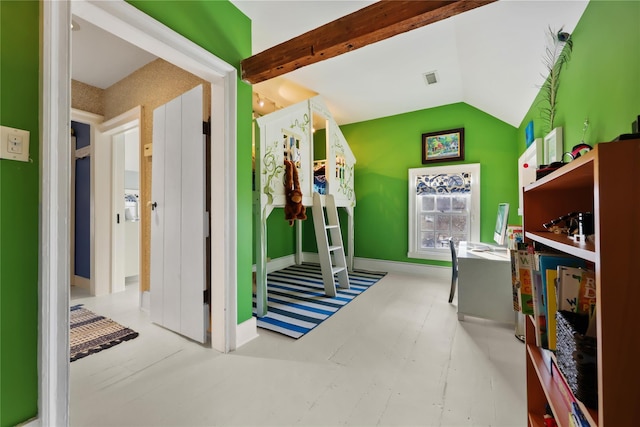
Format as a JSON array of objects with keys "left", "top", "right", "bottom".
[
  {"left": 39, "top": 1, "right": 71, "bottom": 426},
  {"left": 267, "top": 254, "right": 297, "bottom": 273},
  {"left": 99, "top": 107, "right": 141, "bottom": 296},
  {"left": 301, "top": 251, "right": 321, "bottom": 265},
  {"left": 71, "top": 109, "right": 103, "bottom": 123},
  {"left": 300, "top": 252, "right": 450, "bottom": 279},
  {"left": 74, "top": 145, "right": 90, "bottom": 158},
  {"left": 408, "top": 163, "right": 481, "bottom": 261},
  {"left": 353, "top": 256, "right": 450, "bottom": 279},
  {"left": 73, "top": 276, "right": 90, "bottom": 290},
  {"left": 235, "top": 317, "right": 259, "bottom": 348},
  {"left": 41, "top": 1, "right": 241, "bottom": 424},
  {"left": 17, "top": 417, "right": 40, "bottom": 427},
  {"left": 251, "top": 255, "right": 296, "bottom": 274}
]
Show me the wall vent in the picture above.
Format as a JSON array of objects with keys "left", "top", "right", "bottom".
[{"left": 423, "top": 71, "right": 438, "bottom": 85}]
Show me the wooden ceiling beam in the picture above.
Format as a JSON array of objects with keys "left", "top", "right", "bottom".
[{"left": 241, "top": 0, "right": 495, "bottom": 84}]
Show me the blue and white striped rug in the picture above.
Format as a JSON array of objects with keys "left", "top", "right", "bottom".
[{"left": 253, "top": 263, "right": 387, "bottom": 339}]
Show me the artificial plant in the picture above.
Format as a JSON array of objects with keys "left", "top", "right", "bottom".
[{"left": 540, "top": 26, "right": 573, "bottom": 135}]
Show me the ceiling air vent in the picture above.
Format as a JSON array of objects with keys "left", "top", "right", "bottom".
[{"left": 423, "top": 71, "right": 438, "bottom": 85}]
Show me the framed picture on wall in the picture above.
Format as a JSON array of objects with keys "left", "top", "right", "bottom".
[
  {"left": 421, "top": 128, "right": 465, "bottom": 164},
  {"left": 543, "top": 127, "right": 563, "bottom": 164}
]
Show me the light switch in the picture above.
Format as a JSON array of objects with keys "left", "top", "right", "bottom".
[
  {"left": 0, "top": 125, "right": 30, "bottom": 162},
  {"left": 8, "top": 134, "right": 23, "bottom": 154}
]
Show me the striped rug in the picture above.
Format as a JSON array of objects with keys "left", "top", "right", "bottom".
[
  {"left": 70, "top": 304, "right": 139, "bottom": 362},
  {"left": 253, "top": 263, "right": 387, "bottom": 339}
]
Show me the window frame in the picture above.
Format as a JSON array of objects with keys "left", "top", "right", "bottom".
[{"left": 408, "top": 163, "right": 481, "bottom": 261}]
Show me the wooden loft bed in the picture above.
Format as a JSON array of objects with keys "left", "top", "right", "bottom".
[{"left": 254, "top": 96, "right": 356, "bottom": 317}]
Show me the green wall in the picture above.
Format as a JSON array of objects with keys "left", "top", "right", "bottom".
[
  {"left": 0, "top": 2, "right": 251, "bottom": 426},
  {"left": 0, "top": 2, "right": 40, "bottom": 425},
  {"left": 341, "top": 103, "right": 519, "bottom": 266},
  {"left": 273, "top": 104, "right": 520, "bottom": 265},
  {"left": 270, "top": 1, "right": 640, "bottom": 269},
  {"left": 517, "top": 0, "right": 640, "bottom": 151}
]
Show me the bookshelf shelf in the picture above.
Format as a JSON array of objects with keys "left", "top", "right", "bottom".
[
  {"left": 525, "top": 231, "right": 596, "bottom": 262},
  {"left": 523, "top": 138, "right": 640, "bottom": 427}
]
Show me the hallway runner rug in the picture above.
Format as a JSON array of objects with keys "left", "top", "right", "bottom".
[
  {"left": 70, "top": 304, "right": 139, "bottom": 362},
  {"left": 253, "top": 263, "right": 387, "bottom": 339}
]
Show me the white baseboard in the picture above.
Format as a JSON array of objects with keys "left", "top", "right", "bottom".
[
  {"left": 252, "top": 254, "right": 297, "bottom": 273},
  {"left": 235, "top": 316, "right": 258, "bottom": 349},
  {"left": 301, "top": 252, "right": 320, "bottom": 264},
  {"left": 140, "top": 290, "right": 150, "bottom": 312},
  {"left": 360, "top": 257, "right": 451, "bottom": 278},
  {"left": 256, "top": 252, "right": 450, "bottom": 279},
  {"left": 299, "top": 252, "right": 449, "bottom": 278},
  {"left": 353, "top": 256, "right": 450, "bottom": 278},
  {"left": 266, "top": 254, "right": 296, "bottom": 273},
  {"left": 17, "top": 417, "right": 40, "bottom": 427},
  {"left": 73, "top": 275, "right": 90, "bottom": 289}
]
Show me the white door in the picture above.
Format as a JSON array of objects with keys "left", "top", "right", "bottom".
[
  {"left": 112, "top": 127, "right": 141, "bottom": 295},
  {"left": 151, "top": 84, "right": 208, "bottom": 343}
]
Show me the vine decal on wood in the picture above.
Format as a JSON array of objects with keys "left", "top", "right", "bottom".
[{"left": 262, "top": 140, "right": 283, "bottom": 204}]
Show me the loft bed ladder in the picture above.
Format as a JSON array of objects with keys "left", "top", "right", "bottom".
[{"left": 311, "top": 192, "right": 350, "bottom": 296}]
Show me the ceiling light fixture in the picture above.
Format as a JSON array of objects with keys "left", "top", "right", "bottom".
[{"left": 256, "top": 94, "right": 265, "bottom": 107}]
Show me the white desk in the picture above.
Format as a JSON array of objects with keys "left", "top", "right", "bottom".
[{"left": 456, "top": 241, "right": 514, "bottom": 325}]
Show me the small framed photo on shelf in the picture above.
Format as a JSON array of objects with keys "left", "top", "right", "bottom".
[
  {"left": 422, "top": 128, "right": 464, "bottom": 164},
  {"left": 544, "top": 127, "right": 563, "bottom": 164},
  {"left": 525, "top": 121, "right": 534, "bottom": 147}
]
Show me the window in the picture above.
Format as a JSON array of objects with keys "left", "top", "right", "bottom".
[{"left": 408, "top": 163, "right": 480, "bottom": 261}]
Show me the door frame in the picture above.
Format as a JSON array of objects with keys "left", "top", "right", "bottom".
[
  {"left": 70, "top": 109, "right": 103, "bottom": 296},
  {"left": 39, "top": 1, "right": 239, "bottom": 425},
  {"left": 101, "top": 107, "right": 142, "bottom": 296}
]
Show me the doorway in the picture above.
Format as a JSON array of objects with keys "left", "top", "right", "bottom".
[
  {"left": 40, "top": 1, "right": 241, "bottom": 424},
  {"left": 112, "top": 126, "right": 141, "bottom": 297}
]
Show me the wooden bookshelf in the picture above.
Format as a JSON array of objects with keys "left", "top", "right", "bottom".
[
  {"left": 523, "top": 138, "right": 640, "bottom": 427},
  {"left": 525, "top": 231, "right": 596, "bottom": 262}
]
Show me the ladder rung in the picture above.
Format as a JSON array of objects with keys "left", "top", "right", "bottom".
[
  {"left": 328, "top": 245, "right": 342, "bottom": 252},
  {"left": 332, "top": 266, "right": 346, "bottom": 275},
  {"left": 325, "top": 224, "right": 339, "bottom": 229}
]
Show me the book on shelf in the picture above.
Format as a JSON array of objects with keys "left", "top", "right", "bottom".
[
  {"left": 514, "top": 243, "right": 535, "bottom": 315},
  {"left": 531, "top": 270, "right": 547, "bottom": 347},
  {"left": 550, "top": 359, "right": 576, "bottom": 411},
  {"left": 571, "top": 402, "right": 591, "bottom": 427},
  {"left": 509, "top": 250, "right": 520, "bottom": 312},
  {"left": 557, "top": 266, "right": 596, "bottom": 318},
  {"left": 546, "top": 269, "right": 559, "bottom": 350},
  {"left": 569, "top": 413, "right": 579, "bottom": 427},
  {"left": 535, "top": 253, "right": 587, "bottom": 350},
  {"left": 506, "top": 225, "right": 523, "bottom": 250}
]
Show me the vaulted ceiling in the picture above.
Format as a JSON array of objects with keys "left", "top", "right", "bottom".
[{"left": 71, "top": 0, "right": 589, "bottom": 128}]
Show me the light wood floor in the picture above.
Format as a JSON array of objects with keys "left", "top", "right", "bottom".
[{"left": 70, "top": 269, "right": 526, "bottom": 426}]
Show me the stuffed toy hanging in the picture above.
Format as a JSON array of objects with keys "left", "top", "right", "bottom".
[{"left": 283, "top": 159, "right": 306, "bottom": 226}]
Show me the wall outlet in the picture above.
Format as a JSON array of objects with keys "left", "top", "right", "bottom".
[{"left": 0, "top": 125, "right": 30, "bottom": 162}]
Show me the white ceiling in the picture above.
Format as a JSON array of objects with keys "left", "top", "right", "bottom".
[
  {"left": 71, "top": 0, "right": 589, "bottom": 128},
  {"left": 71, "top": 16, "right": 157, "bottom": 89}
]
